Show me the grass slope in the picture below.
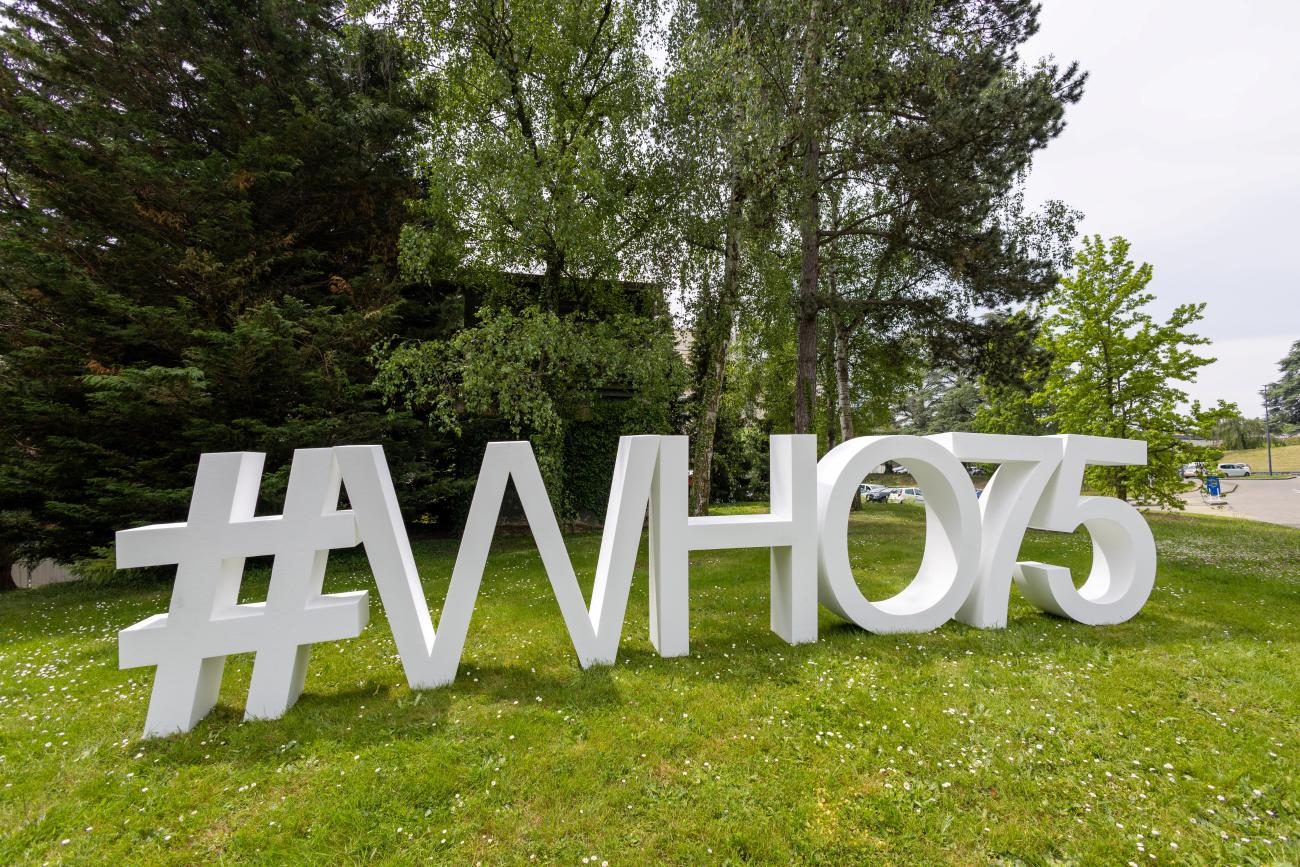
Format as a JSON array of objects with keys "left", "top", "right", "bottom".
[
  {"left": 1221, "top": 444, "right": 1300, "bottom": 473},
  {"left": 2, "top": 507, "right": 1298, "bottom": 864}
]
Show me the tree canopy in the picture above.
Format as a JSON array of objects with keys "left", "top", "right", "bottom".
[
  {"left": 0, "top": 0, "right": 436, "bottom": 575},
  {"left": 6, "top": 0, "right": 1250, "bottom": 579},
  {"left": 388, "top": 0, "right": 670, "bottom": 305},
  {"left": 1267, "top": 339, "right": 1300, "bottom": 426},
  {"left": 1030, "top": 235, "right": 1214, "bottom": 506}
]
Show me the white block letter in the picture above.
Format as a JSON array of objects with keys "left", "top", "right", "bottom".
[
  {"left": 335, "top": 437, "right": 662, "bottom": 688},
  {"left": 1015, "top": 435, "right": 1157, "bottom": 625},
  {"left": 816, "top": 436, "right": 980, "bottom": 633},
  {"left": 931, "top": 433, "right": 1062, "bottom": 629},
  {"left": 648, "top": 434, "right": 819, "bottom": 655}
]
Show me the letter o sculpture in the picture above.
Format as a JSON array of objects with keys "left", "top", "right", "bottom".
[{"left": 816, "top": 436, "right": 980, "bottom": 633}]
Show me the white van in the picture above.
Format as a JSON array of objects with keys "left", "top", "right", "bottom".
[{"left": 1216, "top": 462, "right": 1252, "bottom": 478}]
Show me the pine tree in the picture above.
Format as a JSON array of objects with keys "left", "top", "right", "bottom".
[
  {"left": 1267, "top": 339, "right": 1300, "bottom": 426},
  {"left": 0, "top": 0, "right": 436, "bottom": 574}
]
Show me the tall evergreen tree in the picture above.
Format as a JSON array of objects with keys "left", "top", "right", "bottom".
[
  {"left": 1266, "top": 339, "right": 1300, "bottom": 426},
  {"left": 0, "top": 0, "right": 434, "bottom": 577}
]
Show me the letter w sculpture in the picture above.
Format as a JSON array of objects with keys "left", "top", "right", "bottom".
[{"left": 118, "top": 436, "right": 818, "bottom": 736}]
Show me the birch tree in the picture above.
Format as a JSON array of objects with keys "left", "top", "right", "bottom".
[{"left": 748, "top": 0, "right": 1083, "bottom": 433}]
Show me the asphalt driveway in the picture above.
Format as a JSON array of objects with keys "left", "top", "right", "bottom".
[{"left": 1176, "top": 477, "right": 1300, "bottom": 528}]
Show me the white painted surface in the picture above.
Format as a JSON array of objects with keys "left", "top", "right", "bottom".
[{"left": 9, "top": 560, "right": 79, "bottom": 589}]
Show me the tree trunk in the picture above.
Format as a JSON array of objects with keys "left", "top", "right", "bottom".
[
  {"left": 690, "top": 336, "right": 728, "bottom": 517},
  {"left": 821, "top": 320, "right": 862, "bottom": 510},
  {"left": 692, "top": 0, "right": 749, "bottom": 517},
  {"left": 690, "top": 182, "right": 745, "bottom": 516},
  {"left": 822, "top": 333, "right": 838, "bottom": 450},
  {"left": 542, "top": 247, "right": 565, "bottom": 312},
  {"left": 793, "top": 0, "right": 823, "bottom": 435},
  {"left": 825, "top": 195, "right": 854, "bottom": 445},
  {"left": 834, "top": 319, "right": 854, "bottom": 443},
  {"left": 794, "top": 203, "right": 819, "bottom": 434},
  {"left": 0, "top": 546, "right": 17, "bottom": 592}
]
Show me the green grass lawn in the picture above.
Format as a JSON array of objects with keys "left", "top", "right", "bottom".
[
  {"left": 3, "top": 506, "right": 1298, "bottom": 864},
  {"left": 1221, "top": 443, "right": 1300, "bottom": 473}
]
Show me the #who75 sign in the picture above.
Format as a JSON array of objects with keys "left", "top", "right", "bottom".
[{"left": 116, "top": 433, "right": 1156, "bottom": 738}]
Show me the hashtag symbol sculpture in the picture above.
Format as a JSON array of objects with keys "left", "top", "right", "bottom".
[{"left": 117, "top": 448, "right": 368, "bottom": 738}]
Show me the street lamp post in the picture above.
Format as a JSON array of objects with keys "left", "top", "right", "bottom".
[{"left": 1263, "top": 384, "right": 1274, "bottom": 476}]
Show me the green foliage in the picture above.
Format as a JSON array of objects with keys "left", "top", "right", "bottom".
[
  {"left": 1267, "top": 338, "right": 1300, "bottom": 425},
  {"left": 897, "top": 369, "right": 982, "bottom": 435},
  {"left": 67, "top": 545, "right": 126, "bottom": 586},
  {"left": 1035, "top": 236, "right": 1214, "bottom": 506},
  {"left": 562, "top": 397, "right": 686, "bottom": 518},
  {"left": 882, "top": 312, "right": 1056, "bottom": 439},
  {"left": 727, "top": 243, "right": 801, "bottom": 433},
  {"left": 706, "top": 380, "right": 773, "bottom": 503},
  {"left": 663, "top": 0, "right": 1086, "bottom": 441},
  {"left": 373, "top": 306, "right": 685, "bottom": 516},
  {"left": 0, "top": 0, "right": 439, "bottom": 567},
  {"left": 755, "top": 0, "right": 1085, "bottom": 431},
  {"left": 1187, "top": 399, "right": 1240, "bottom": 441},
  {"left": 0, "top": 0, "right": 1241, "bottom": 574},
  {"left": 1212, "top": 414, "right": 1266, "bottom": 451},
  {"left": 973, "top": 311, "right": 1054, "bottom": 436},
  {"left": 390, "top": 0, "right": 669, "bottom": 302}
]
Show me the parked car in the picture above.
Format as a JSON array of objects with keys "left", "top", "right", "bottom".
[
  {"left": 1216, "top": 462, "right": 1252, "bottom": 477},
  {"left": 966, "top": 465, "right": 986, "bottom": 476},
  {"left": 858, "top": 483, "right": 892, "bottom": 503},
  {"left": 891, "top": 465, "right": 910, "bottom": 474},
  {"left": 1181, "top": 462, "right": 1205, "bottom": 478},
  {"left": 888, "top": 487, "right": 925, "bottom": 504}
]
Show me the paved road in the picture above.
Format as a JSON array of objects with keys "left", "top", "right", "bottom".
[{"left": 1176, "top": 477, "right": 1300, "bottom": 528}]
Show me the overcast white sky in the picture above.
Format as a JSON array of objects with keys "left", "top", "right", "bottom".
[{"left": 1021, "top": 0, "right": 1299, "bottom": 417}]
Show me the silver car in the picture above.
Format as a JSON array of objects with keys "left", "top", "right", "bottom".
[{"left": 888, "top": 487, "right": 925, "bottom": 504}]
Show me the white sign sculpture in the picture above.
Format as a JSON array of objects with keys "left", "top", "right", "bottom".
[
  {"left": 117, "top": 433, "right": 1156, "bottom": 737},
  {"left": 117, "top": 449, "right": 368, "bottom": 736}
]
